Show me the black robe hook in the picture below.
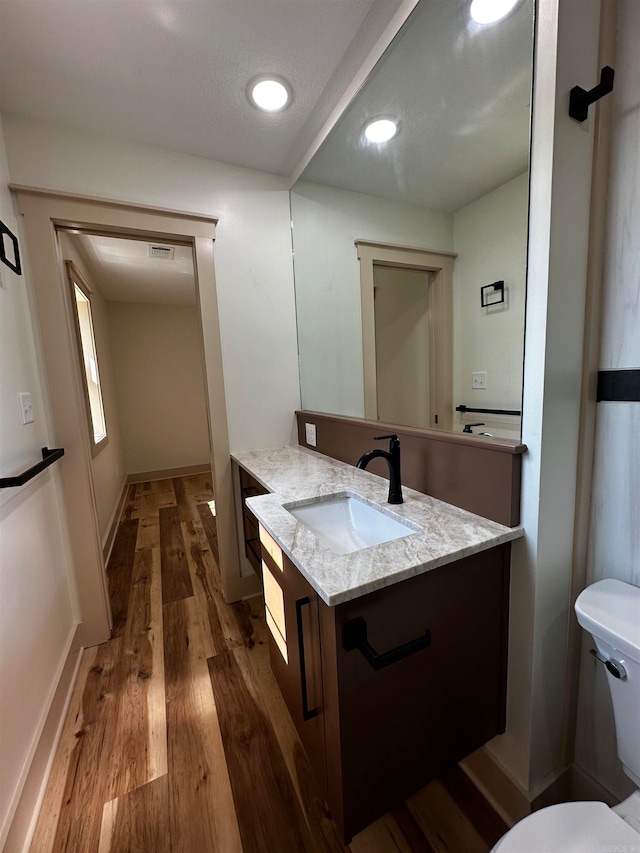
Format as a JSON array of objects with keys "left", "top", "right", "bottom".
[{"left": 569, "top": 66, "right": 615, "bottom": 123}]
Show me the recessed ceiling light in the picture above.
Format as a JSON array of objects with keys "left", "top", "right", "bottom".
[
  {"left": 364, "top": 118, "right": 398, "bottom": 144},
  {"left": 249, "top": 76, "right": 291, "bottom": 112},
  {"left": 470, "top": 0, "right": 520, "bottom": 24}
]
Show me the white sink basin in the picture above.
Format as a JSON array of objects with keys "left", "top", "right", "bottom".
[{"left": 284, "top": 492, "right": 421, "bottom": 555}]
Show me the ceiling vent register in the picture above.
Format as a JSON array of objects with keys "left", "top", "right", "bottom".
[{"left": 148, "top": 244, "right": 175, "bottom": 260}]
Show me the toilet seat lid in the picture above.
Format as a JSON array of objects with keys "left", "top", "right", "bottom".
[{"left": 494, "top": 801, "right": 640, "bottom": 852}]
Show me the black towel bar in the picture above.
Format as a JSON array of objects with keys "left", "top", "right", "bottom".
[
  {"left": 456, "top": 405, "right": 521, "bottom": 417},
  {"left": 0, "top": 447, "right": 65, "bottom": 488},
  {"left": 343, "top": 618, "right": 431, "bottom": 671}
]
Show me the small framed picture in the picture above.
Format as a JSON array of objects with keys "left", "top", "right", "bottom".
[
  {"left": 0, "top": 220, "right": 22, "bottom": 275},
  {"left": 481, "top": 280, "right": 504, "bottom": 308}
]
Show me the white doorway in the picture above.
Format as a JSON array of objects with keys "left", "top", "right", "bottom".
[{"left": 13, "top": 188, "right": 243, "bottom": 647}]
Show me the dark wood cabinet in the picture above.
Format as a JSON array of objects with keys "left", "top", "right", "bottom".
[
  {"left": 323, "top": 544, "right": 510, "bottom": 840},
  {"left": 238, "top": 467, "right": 268, "bottom": 574},
  {"left": 260, "top": 526, "right": 511, "bottom": 843}
]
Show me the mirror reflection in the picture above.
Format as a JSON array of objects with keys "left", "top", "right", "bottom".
[{"left": 290, "top": 0, "right": 534, "bottom": 439}]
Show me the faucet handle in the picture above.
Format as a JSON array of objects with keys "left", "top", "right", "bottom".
[{"left": 374, "top": 433, "right": 400, "bottom": 451}]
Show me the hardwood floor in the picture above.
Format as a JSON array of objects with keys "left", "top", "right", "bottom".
[{"left": 31, "top": 474, "right": 508, "bottom": 852}]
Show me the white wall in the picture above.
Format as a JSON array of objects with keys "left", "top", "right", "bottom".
[
  {"left": 2, "top": 115, "right": 301, "bottom": 454},
  {"left": 290, "top": 180, "right": 452, "bottom": 416},
  {"left": 452, "top": 172, "right": 528, "bottom": 439},
  {"left": 574, "top": 0, "right": 640, "bottom": 801},
  {"left": 108, "top": 301, "right": 210, "bottom": 475},
  {"left": 57, "top": 232, "right": 126, "bottom": 540},
  {"left": 0, "top": 115, "right": 78, "bottom": 846},
  {"left": 484, "top": 0, "right": 601, "bottom": 798}
]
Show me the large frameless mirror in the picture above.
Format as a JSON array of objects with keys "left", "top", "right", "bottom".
[{"left": 290, "top": 0, "right": 534, "bottom": 439}]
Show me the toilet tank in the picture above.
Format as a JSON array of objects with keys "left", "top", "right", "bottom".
[{"left": 575, "top": 579, "right": 640, "bottom": 786}]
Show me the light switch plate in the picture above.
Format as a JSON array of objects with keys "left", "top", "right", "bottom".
[
  {"left": 305, "top": 423, "right": 317, "bottom": 447},
  {"left": 19, "top": 392, "right": 34, "bottom": 424},
  {"left": 472, "top": 371, "right": 487, "bottom": 389}
]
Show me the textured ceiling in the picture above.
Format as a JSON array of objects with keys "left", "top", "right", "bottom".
[
  {"left": 301, "top": 0, "right": 534, "bottom": 212},
  {"left": 0, "top": 0, "right": 533, "bottom": 208},
  {"left": 70, "top": 234, "right": 196, "bottom": 306},
  {"left": 0, "top": 0, "right": 405, "bottom": 176}
]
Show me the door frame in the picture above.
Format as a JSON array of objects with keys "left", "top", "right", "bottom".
[
  {"left": 12, "top": 185, "right": 241, "bottom": 647},
  {"left": 356, "top": 240, "right": 456, "bottom": 430}
]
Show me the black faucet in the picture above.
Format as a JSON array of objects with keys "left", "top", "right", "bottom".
[
  {"left": 356, "top": 434, "right": 403, "bottom": 504},
  {"left": 463, "top": 422, "right": 485, "bottom": 434}
]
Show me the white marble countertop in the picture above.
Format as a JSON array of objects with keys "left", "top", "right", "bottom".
[{"left": 233, "top": 445, "right": 524, "bottom": 606}]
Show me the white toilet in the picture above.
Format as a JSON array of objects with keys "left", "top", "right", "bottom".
[{"left": 492, "top": 578, "right": 640, "bottom": 852}]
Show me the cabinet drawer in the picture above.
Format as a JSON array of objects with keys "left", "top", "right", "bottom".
[
  {"left": 262, "top": 562, "right": 288, "bottom": 663},
  {"left": 243, "top": 504, "right": 259, "bottom": 535},
  {"left": 239, "top": 467, "right": 268, "bottom": 501},
  {"left": 245, "top": 535, "right": 262, "bottom": 573},
  {"left": 259, "top": 525, "right": 283, "bottom": 572},
  {"left": 237, "top": 466, "right": 268, "bottom": 575}
]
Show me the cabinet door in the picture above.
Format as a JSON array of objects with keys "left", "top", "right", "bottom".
[
  {"left": 260, "top": 536, "right": 326, "bottom": 794},
  {"left": 331, "top": 544, "right": 510, "bottom": 840}
]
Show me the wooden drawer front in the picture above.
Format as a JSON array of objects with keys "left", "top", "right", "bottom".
[
  {"left": 259, "top": 525, "right": 283, "bottom": 571},
  {"left": 237, "top": 467, "right": 268, "bottom": 575},
  {"left": 243, "top": 504, "right": 259, "bottom": 535},
  {"left": 243, "top": 508, "right": 261, "bottom": 572},
  {"left": 245, "top": 535, "right": 262, "bottom": 574},
  {"left": 239, "top": 467, "right": 268, "bottom": 501},
  {"left": 263, "top": 562, "right": 288, "bottom": 663}
]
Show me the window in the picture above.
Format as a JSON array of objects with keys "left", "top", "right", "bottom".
[{"left": 66, "top": 261, "right": 108, "bottom": 453}]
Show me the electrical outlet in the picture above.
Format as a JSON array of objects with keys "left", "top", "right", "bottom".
[
  {"left": 18, "top": 392, "right": 34, "bottom": 424},
  {"left": 472, "top": 371, "right": 487, "bottom": 390},
  {"left": 305, "top": 423, "right": 317, "bottom": 447}
]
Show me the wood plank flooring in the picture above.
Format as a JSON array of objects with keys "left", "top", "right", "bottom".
[{"left": 31, "top": 473, "right": 508, "bottom": 852}]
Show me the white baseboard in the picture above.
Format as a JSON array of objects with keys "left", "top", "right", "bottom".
[
  {"left": 461, "top": 746, "right": 619, "bottom": 830},
  {"left": 570, "top": 764, "right": 618, "bottom": 806},
  {"left": 461, "top": 747, "right": 532, "bottom": 827},
  {"left": 102, "top": 478, "right": 129, "bottom": 563},
  {"left": 2, "top": 623, "right": 83, "bottom": 853},
  {"left": 126, "top": 463, "right": 211, "bottom": 485}
]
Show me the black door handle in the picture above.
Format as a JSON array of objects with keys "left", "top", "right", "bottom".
[
  {"left": 295, "top": 597, "right": 320, "bottom": 721},
  {"left": 343, "top": 618, "right": 431, "bottom": 671}
]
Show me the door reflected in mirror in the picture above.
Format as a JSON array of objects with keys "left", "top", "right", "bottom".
[
  {"left": 375, "top": 265, "right": 432, "bottom": 429},
  {"left": 290, "top": 0, "right": 534, "bottom": 439}
]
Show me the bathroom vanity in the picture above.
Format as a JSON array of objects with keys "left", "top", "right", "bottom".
[{"left": 233, "top": 446, "right": 523, "bottom": 842}]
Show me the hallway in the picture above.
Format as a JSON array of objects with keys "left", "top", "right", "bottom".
[{"left": 31, "top": 474, "right": 507, "bottom": 852}]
